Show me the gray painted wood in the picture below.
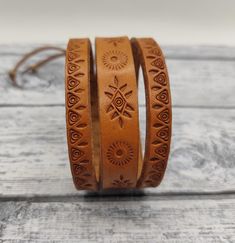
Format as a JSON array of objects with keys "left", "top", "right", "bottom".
[
  {"left": 1, "top": 44, "right": 235, "bottom": 59},
  {"left": 0, "top": 45, "right": 235, "bottom": 242},
  {"left": 0, "top": 196, "right": 235, "bottom": 242},
  {"left": 0, "top": 45, "right": 235, "bottom": 107}
]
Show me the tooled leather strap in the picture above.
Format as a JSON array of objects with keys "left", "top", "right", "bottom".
[
  {"left": 96, "top": 37, "right": 140, "bottom": 189},
  {"left": 65, "top": 39, "right": 98, "bottom": 190},
  {"left": 131, "top": 38, "right": 172, "bottom": 188}
]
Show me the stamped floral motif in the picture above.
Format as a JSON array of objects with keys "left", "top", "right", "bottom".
[
  {"left": 102, "top": 50, "right": 128, "bottom": 70},
  {"left": 112, "top": 175, "right": 133, "bottom": 188},
  {"left": 106, "top": 38, "right": 124, "bottom": 47},
  {"left": 107, "top": 141, "right": 134, "bottom": 166},
  {"left": 105, "top": 76, "right": 134, "bottom": 128}
]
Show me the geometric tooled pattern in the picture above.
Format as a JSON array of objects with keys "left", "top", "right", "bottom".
[
  {"left": 68, "top": 42, "right": 81, "bottom": 52},
  {"left": 75, "top": 176, "right": 93, "bottom": 189},
  {"left": 157, "top": 108, "right": 170, "bottom": 124},
  {"left": 156, "top": 126, "right": 169, "bottom": 141},
  {"left": 69, "top": 128, "right": 82, "bottom": 144},
  {"left": 71, "top": 147, "right": 84, "bottom": 162},
  {"left": 68, "top": 51, "right": 81, "bottom": 62},
  {"left": 107, "top": 141, "right": 134, "bottom": 166},
  {"left": 105, "top": 76, "right": 134, "bottom": 128},
  {"left": 148, "top": 171, "right": 161, "bottom": 182},
  {"left": 143, "top": 160, "right": 166, "bottom": 187},
  {"left": 141, "top": 158, "right": 165, "bottom": 186},
  {"left": 68, "top": 92, "right": 80, "bottom": 108},
  {"left": 148, "top": 47, "right": 161, "bottom": 56},
  {"left": 112, "top": 175, "right": 133, "bottom": 188},
  {"left": 151, "top": 58, "right": 164, "bottom": 69},
  {"left": 152, "top": 160, "right": 166, "bottom": 173},
  {"left": 66, "top": 40, "right": 97, "bottom": 190},
  {"left": 74, "top": 177, "right": 86, "bottom": 187},
  {"left": 153, "top": 72, "right": 167, "bottom": 86},
  {"left": 102, "top": 50, "right": 128, "bottom": 70},
  {"left": 68, "top": 110, "right": 81, "bottom": 126},
  {"left": 156, "top": 89, "right": 169, "bottom": 104},
  {"left": 73, "top": 163, "right": 86, "bottom": 175},
  {"left": 67, "top": 76, "right": 80, "bottom": 90},
  {"left": 68, "top": 63, "right": 80, "bottom": 75},
  {"left": 135, "top": 39, "right": 171, "bottom": 189},
  {"left": 154, "top": 143, "right": 168, "bottom": 158}
]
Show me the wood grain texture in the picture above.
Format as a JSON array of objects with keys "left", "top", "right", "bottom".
[
  {"left": 1, "top": 45, "right": 235, "bottom": 107},
  {"left": 0, "top": 196, "right": 235, "bottom": 242},
  {"left": 0, "top": 106, "right": 234, "bottom": 197}
]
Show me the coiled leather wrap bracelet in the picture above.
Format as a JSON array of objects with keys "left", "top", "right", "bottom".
[{"left": 65, "top": 36, "right": 172, "bottom": 191}]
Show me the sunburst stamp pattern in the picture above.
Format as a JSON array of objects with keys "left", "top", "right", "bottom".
[
  {"left": 107, "top": 141, "right": 134, "bottom": 166},
  {"left": 105, "top": 76, "right": 134, "bottom": 128},
  {"left": 102, "top": 50, "right": 128, "bottom": 70}
]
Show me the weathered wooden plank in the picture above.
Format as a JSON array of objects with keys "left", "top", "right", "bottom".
[
  {"left": 1, "top": 44, "right": 235, "bottom": 59},
  {"left": 0, "top": 106, "right": 234, "bottom": 197},
  {"left": 0, "top": 46, "right": 235, "bottom": 107},
  {"left": 0, "top": 196, "right": 235, "bottom": 242}
]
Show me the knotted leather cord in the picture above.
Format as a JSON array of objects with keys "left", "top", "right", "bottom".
[{"left": 8, "top": 46, "right": 65, "bottom": 86}]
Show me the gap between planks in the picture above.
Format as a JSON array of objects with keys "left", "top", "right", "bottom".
[
  {"left": 1, "top": 104, "right": 235, "bottom": 110},
  {"left": 1, "top": 191, "right": 235, "bottom": 203}
]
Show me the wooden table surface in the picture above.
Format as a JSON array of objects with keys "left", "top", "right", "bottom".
[{"left": 0, "top": 45, "right": 235, "bottom": 242}]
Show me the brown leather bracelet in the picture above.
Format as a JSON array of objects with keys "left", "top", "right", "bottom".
[
  {"left": 131, "top": 38, "right": 172, "bottom": 188},
  {"left": 95, "top": 37, "right": 140, "bottom": 189},
  {"left": 10, "top": 36, "right": 171, "bottom": 191},
  {"left": 65, "top": 39, "right": 98, "bottom": 190}
]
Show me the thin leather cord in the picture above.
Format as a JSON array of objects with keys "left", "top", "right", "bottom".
[
  {"left": 22, "top": 53, "right": 65, "bottom": 74},
  {"left": 8, "top": 46, "right": 65, "bottom": 86}
]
